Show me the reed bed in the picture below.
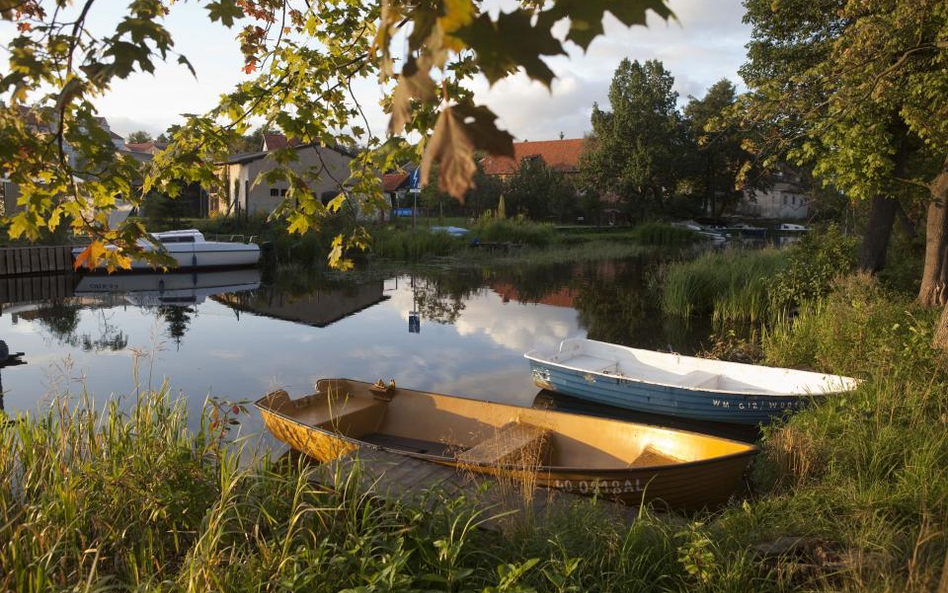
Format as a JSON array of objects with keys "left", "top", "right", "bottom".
[
  {"left": 628, "top": 222, "right": 702, "bottom": 247},
  {"left": 661, "top": 249, "right": 788, "bottom": 323}
]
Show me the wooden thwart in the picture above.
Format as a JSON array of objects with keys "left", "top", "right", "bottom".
[{"left": 457, "top": 422, "right": 550, "bottom": 466}]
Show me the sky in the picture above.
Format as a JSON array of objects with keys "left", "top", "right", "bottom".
[{"left": 1, "top": 0, "right": 752, "bottom": 143}]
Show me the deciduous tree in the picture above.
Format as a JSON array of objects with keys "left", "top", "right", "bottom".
[
  {"left": 580, "top": 59, "right": 686, "bottom": 218},
  {"left": 0, "top": 0, "right": 672, "bottom": 270}
]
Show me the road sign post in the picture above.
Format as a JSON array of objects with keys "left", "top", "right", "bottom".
[{"left": 408, "top": 168, "right": 421, "bottom": 229}]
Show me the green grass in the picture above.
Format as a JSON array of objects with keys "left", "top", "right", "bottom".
[
  {"left": 471, "top": 216, "right": 556, "bottom": 247},
  {"left": 660, "top": 228, "right": 858, "bottom": 324},
  {"left": 661, "top": 248, "right": 788, "bottom": 323},
  {"left": 0, "top": 385, "right": 772, "bottom": 592},
  {"left": 628, "top": 222, "right": 702, "bottom": 247}
]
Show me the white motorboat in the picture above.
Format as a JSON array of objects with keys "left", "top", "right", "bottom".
[
  {"left": 777, "top": 223, "right": 808, "bottom": 232},
  {"left": 73, "top": 229, "right": 260, "bottom": 270}
]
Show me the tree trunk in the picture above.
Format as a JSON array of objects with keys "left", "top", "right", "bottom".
[
  {"left": 919, "top": 155, "right": 948, "bottom": 308},
  {"left": 858, "top": 194, "right": 899, "bottom": 272}
]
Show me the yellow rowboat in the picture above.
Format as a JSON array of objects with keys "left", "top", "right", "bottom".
[{"left": 255, "top": 378, "right": 758, "bottom": 510}]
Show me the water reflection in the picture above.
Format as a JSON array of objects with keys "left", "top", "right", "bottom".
[{"left": 0, "top": 258, "right": 721, "bottom": 434}]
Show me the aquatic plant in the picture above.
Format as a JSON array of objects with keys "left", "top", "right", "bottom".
[
  {"left": 628, "top": 222, "right": 702, "bottom": 247},
  {"left": 660, "top": 248, "right": 787, "bottom": 323}
]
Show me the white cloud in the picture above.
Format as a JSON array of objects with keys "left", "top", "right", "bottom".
[{"left": 1, "top": 0, "right": 752, "bottom": 143}]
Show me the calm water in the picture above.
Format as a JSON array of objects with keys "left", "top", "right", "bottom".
[{"left": 0, "top": 258, "right": 715, "bottom": 437}]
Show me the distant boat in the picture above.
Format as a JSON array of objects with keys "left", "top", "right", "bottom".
[
  {"left": 256, "top": 378, "right": 758, "bottom": 510},
  {"left": 727, "top": 223, "right": 767, "bottom": 239},
  {"left": 430, "top": 226, "right": 470, "bottom": 237},
  {"left": 777, "top": 223, "right": 808, "bottom": 232},
  {"left": 73, "top": 229, "right": 260, "bottom": 271},
  {"left": 671, "top": 220, "right": 728, "bottom": 243},
  {"left": 525, "top": 338, "right": 858, "bottom": 425}
]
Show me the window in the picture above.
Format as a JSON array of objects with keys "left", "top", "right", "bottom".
[
  {"left": 270, "top": 188, "right": 279, "bottom": 197},
  {"left": 159, "top": 235, "right": 195, "bottom": 244},
  {"left": 280, "top": 188, "right": 288, "bottom": 196},
  {"left": 791, "top": 195, "right": 796, "bottom": 205},
  {"left": 782, "top": 195, "right": 788, "bottom": 205}
]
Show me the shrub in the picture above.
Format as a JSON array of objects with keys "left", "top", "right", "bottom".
[
  {"left": 629, "top": 222, "right": 701, "bottom": 247},
  {"left": 371, "top": 227, "right": 465, "bottom": 259},
  {"left": 471, "top": 215, "right": 555, "bottom": 246},
  {"left": 769, "top": 225, "right": 857, "bottom": 311},
  {"left": 763, "top": 273, "right": 939, "bottom": 379}
]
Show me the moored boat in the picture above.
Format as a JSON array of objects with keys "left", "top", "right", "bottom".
[
  {"left": 73, "top": 229, "right": 260, "bottom": 271},
  {"left": 256, "top": 378, "right": 758, "bottom": 510},
  {"left": 525, "top": 338, "right": 858, "bottom": 425}
]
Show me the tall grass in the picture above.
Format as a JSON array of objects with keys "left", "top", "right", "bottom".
[
  {"left": 661, "top": 249, "right": 788, "bottom": 323},
  {"left": 371, "top": 227, "right": 466, "bottom": 259},
  {"left": 471, "top": 216, "right": 556, "bottom": 246},
  {"left": 0, "top": 385, "right": 777, "bottom": 592},
  {"left": 736, "top": 273, "right": 948, "bottom": 590},
  {"left": 629, "top": 222, "right": 701, "bottom": 247}
]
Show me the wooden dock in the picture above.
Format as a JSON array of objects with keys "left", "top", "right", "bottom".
[
  {"left": 0, "top": 245, "right": 73, "bottom": 277},
  {"left": 312, "top": 448, "right": 637, "bottom": 526}
]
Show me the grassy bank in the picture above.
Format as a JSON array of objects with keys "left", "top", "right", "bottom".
[
  {"left": 660, "top": 228, "right": 857, "bottom": 324},
  {"left": 0, "top": 390, "right": 762, "bottom": 592}
]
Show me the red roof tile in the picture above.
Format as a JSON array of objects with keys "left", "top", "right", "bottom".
[
  {"left": 382, "top": 172, "right": 409, "bottom": 192},
  {"left": 481, "top": 138, "right": 585, "bottom": 176},
  {"left": 125, "top": 141, "right": 166, "bottom": 154},
  {"left": 263, "top": 133, "right": 302, "bottom": 151}
]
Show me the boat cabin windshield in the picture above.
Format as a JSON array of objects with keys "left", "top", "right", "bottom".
[{"left": 158, "top": 235, "right": 196, "bottom": 244}]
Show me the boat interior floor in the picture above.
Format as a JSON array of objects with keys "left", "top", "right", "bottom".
[{"left": 361, "top": 433, "right": 464, "bottom": 458}]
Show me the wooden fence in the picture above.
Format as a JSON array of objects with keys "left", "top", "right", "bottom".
[{"left": 0, "top": 245, "right": 73, "bottom": 277}]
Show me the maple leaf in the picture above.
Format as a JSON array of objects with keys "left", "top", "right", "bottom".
[
  {"left": 389, "top": 56, "right": 436, "bottom": 135},
  {"left": 243, "top": 60, "right": 257, "bottom": 75},
  {"left": 206, "top": 0, "right": 244, "bottom": 28},
  {"left": 421, "top": 103, "right": 514, "bottom": 201},
  {"left": 454, "top": 9, "right": 566, "bottom": 87},
  {"left": 73, "top": 240, "right": 107, "bottom": 270},
  {"left": 540, "top": 0, "right": 674, "bottom": 50}
]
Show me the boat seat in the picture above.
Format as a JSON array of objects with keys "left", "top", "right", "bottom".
[
  {"left": 311, "top": 397, "right": 386, "bottom": 437},
  {"left": 565, "top": 355, "right": 619, "bottom": 374},
  {"left": 456, "top": 422, "right": 550, "bottom": 466},
  {"left": 677, "top": 370, "right": 720, "bottom": 390},
  {"left": 630, "top": 445, "right": 682, "bottom": 468}
]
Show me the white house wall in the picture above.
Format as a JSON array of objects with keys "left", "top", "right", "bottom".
[{"left": 219, "top": 146, "right": 354, "bottom": 216}]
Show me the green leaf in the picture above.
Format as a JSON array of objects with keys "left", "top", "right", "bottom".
[
  {"left": 454, "top": 9, "right": 566, "bottom": 87},
  {"left": 541, "top": 0, "right": 675, "bottom": 50},
  {"left": 205, "top": 0, "right": 244, "bottom": 28}
]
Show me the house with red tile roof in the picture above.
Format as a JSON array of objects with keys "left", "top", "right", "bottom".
[
  {"left": 480, "top": 138, "right": 585, "bottom": 179},
  {"left": 261, "top": 133, "right": 302, "bottom": 151}
]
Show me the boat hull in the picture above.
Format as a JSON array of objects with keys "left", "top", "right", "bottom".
[
  {"left": 528, "top": 360, "right": 816, "bottom": 425},
  {"left": 73, "top": 244, "right": 260, "bottom": 270},
  {"left": 257, "top": 384, "right": 756, "bottom": 511}
]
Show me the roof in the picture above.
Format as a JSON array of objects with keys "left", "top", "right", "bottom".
[
  {"left": 125, "top": 141, "right": 166, "bottom": 154},
  {"left": 220, "top": 142, "right": 354, "bottom": 165},
  {"left": 480, "top": 138, "right": 585, "bottom": 176},
  {"left": 262, "top": 133, "right": 302, "bottom": 151},
  {"left": 382, "top": 172, "right": 409, "bottom": 192},
  {"left": 108, "top": 130, "right": 124, "bottom": 141}
]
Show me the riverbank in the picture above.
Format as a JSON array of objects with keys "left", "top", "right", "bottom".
[{"left": 3, "top": 232, "right": 944, "bottom": 591}]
